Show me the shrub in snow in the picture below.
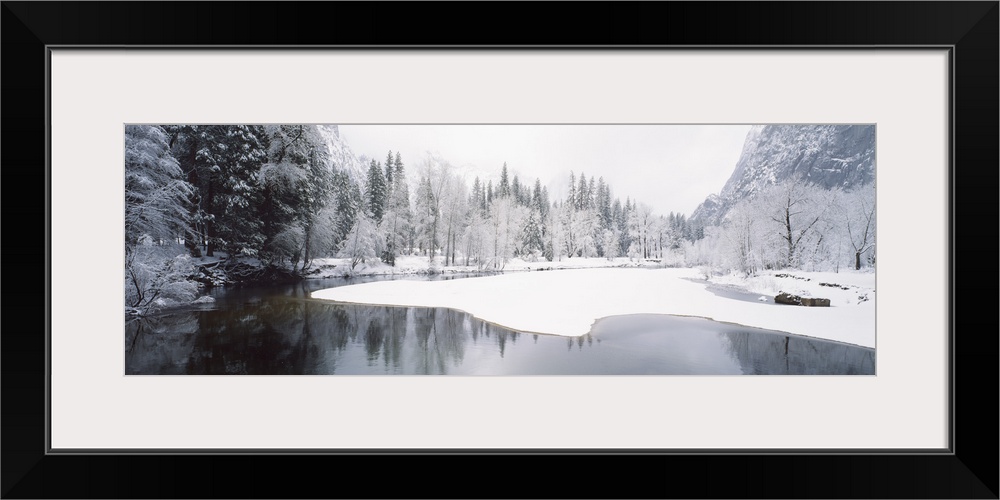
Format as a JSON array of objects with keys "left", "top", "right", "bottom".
[{"left": 125, "top": 243, "right": 200, "bottom": 315}]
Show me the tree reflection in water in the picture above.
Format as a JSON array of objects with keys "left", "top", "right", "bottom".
[
  {"left": 720, "top": 329, "right": 875, "bottom": 375},
  {"left": 126, "top": 297, "right": 874, "bottom": 375}
]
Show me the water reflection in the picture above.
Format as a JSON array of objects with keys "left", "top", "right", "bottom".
[
  {"left": 125, "top": 279, "right": 875, "bottom": 375},
  {"left": 720, "top": 329, "right": 875, "bottom": 375}
]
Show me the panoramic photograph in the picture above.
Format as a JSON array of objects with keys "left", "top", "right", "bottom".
[{"left": 124, "top": 124, "right": 876, "bottom": 375}]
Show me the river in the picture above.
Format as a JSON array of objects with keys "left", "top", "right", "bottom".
[{"left": 125, "top": 273, "right": 875, "bottom": 375}]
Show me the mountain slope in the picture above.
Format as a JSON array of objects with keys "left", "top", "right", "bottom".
[
  {"left": 317, "top": 124, "right": 368, "bottom": 183},
  {"left": 690, "top": 124, "right": 875, "bottom": 226}
]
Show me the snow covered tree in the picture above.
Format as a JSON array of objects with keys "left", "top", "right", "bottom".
[
  {"left": 414, "top": 176, "right": 435, "bottom": 256},
  {"left": 545, "top": 201, "right": 567, "bottom": 262},
  {"left": 596, "top": 177, "right": 612, "bottom": 230},
  {"left": 365, "top": 159, "right": 388, "bottom": 224},
  {"left": 577, "top": 173, "right": 590, "bottom": 211},
  {"left": 440, "top": 176, "right": 468, "bottom": 266},
  {"left": 462, "top": 208, "right": 490, "bottom": 268},
  {"left": 259, "top": 125, "right": 306, "bottom": 261},
  {"left": 719, "top": 197, "right": 765, "bottom": 275},
  {"left": 470, "top": 177, "right": 485, "bottom": 216},
  {"left": 330, "top": 170, "right": 362, "bottom": 250},
  {"left": 616, "top": 198, "right": 632, "bottom": 257},
  {"left": 384, "top": 150, "right": 395, "bottom": 189},
  {"left": 520, "top": 208, "right": 545, "bottom": 260},
  {"left": 557, "top": 201, "right": 579, "bottom": 258},
  {"left": 574, "top": 207, "right": 599, "bottom": 258},
  {"left": 587, "top": 176, "right": 597, "bottom": 211},
  {"left": 338, "top": 209, "right": 381, "bottom": 270},
  {"left": 413, "top": 156, "right": 454, "bottom": 263},
  {"left": 125, "top": 125, "right": 194, "bottom": 247},
  {"left": 290, "top": 126, "right": 333, "bottom": 270},
  {"left": 839, "top": 184, "right": 876, "bottom": 270},
  {"left": 187, "top": 125, "right": 269, "bottom": 258},
  {"left": 511, "top": 175, "right": 524, "bottom": 205},
  {"left": 498, "top": 162, "right": 511, "bottom": 198},
  {"left": 124, "top": 125, "right": 199, "bottom": 314},
  {"left": 567, "top": 171, "right": 576, "bottom": 210},
  {"left": 762, "top": 180, "right": 828, "bottom": 269},
  {"left": 628, "top": 203, "right": 655, "bottom": 260},
  {"left": 382, "top": 152, "right": 412, "bottom": 265},
  {"left": 124, "top": 244, "right": 199, "bottom": 315},
  {"left": 531, "top": 178, "right": 547, "bottom": 218},
  {"left": 259, "top": 125, "right": 332, "bottom": 269},
  {"left": 488, "top": 195, "right": 526, "bottom": 269},
  {"left": 601, "top": 229, "right": 619, "bottom": 260}
]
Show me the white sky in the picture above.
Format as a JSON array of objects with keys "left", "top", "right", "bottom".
[{"left": 338, "top": 125, "right": 752, "bottom": 217}]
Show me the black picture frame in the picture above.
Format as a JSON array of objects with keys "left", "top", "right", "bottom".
[{"left": 3, "top": 2, "right": 996, "bottom": 498}]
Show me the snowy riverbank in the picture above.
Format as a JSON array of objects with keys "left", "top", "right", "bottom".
[
  {"left": 312, "top": 267, "right": 876, "bottom": 348},
  {"left": 304, "top": 255, "right": 659, "bottom": 278}
]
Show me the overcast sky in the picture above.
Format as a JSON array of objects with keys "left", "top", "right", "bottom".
[{"left": 338, "top": 125, "right": 753, "bottom": 216}]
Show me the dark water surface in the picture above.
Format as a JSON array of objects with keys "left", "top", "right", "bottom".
[{"left": 125, "top": 275, "right": 875, "bottom": 375}]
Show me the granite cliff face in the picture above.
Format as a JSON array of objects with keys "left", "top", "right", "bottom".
[
  {"left": 690, "top": 125, "right": 875, "bottom": 226},
  {"left": 317, "top": 125, "right": 369, "bottom": 183}
]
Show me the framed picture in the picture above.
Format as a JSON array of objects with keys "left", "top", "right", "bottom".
[{"left": 5, "top": 2, "right": 996, "bottom": 498}]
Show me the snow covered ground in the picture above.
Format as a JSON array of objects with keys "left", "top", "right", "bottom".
[
  {"left": 706, "top": 268, "right": 875, "bottom": 306},
  {"left": 312, "top": 267, "right": 876, "bottom": 348}
]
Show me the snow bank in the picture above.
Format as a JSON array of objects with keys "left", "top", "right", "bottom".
[
  {"left": 708, "top": 269, "right": 875, "bottom": 307},
  {"left": 312, "top": 268, "right": 876, "bottom": 348}
]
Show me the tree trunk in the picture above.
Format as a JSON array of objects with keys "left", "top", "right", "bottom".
[
  {"left": 390, "top": 214, "right": 398, "bottom": 267},
  {"left": 302, "top": 223, "right": 312, "bottom": 272},
  {"left": 184, "top": 238, "right": 201, "bottom": 258},
  {"left": 430, "top": 216, "right": 438, "bottom": 265},
  {"left": 855, "top": 251, "right": 862, "bottom": 270},
  {"left": 205, "top": 179, "right": 216, "bottom": 257},
  {"left": 784, "top": 207, "right": 793, "bottom": 268}
]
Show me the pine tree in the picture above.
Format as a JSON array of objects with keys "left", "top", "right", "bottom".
[
  {"left": 259, "top": 125, "right": 302, "bottom": 261},
  {"left": 471, "top": 177, "right": 484, "bottom": 215},
  {"left": 384, "top": 151, "right": 395, "bottom": 189},
  {"left": 567, "top": 171, "right": 576, "bottom": 211},
  {"left": 587, "top": 176, "right": 597, "bottom": 211},
  {"left": 395, "top": 153, "right": 413, "bottom": 253},
  {"left": 597, "top": 177, "right": 612, "bottom": 230},
  {"left": 499, "top": 162, "right": 510, "bottom": 198},
  {"left": 192, "top": 125, "right": 268, "bottom": 258},
  {"left": 531, "top": 178, "right": 544, "bottom": 213},
  {"left": 577, "top": 173, "right": 589, "bottom": 211},
  {"left": 383, "top": 152, "right": 412, "bottom": 264},
  {"left": 393, "top": 152, "right": 410, "bottom": 217},
  {"left": 612, "top": 198, "right": 623, "bottom": 232},
  {"left": 540, "top": 186, "right": 550, "bottom": 219},
  {"left": 521, "top": 208, "right": 544, "bottom": 259},
  {"left": 331, "top": 170, "right": 361, "bottom": 248},
  {"left": 511, "top": 175, "right": 523, "bottom": 205},
  {"left": 617, "top": 197, "right": 631, "bottom": 256},
  {"left": 366, "top": 159, "right": 387, "bottom": 223},
  {"left": 162, "top": 125, "right": 209, "bottom": 256}
]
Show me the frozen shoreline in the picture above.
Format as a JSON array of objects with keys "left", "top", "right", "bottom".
[{"left": 312, "top": 267, "right": 876, "bottom": 348}]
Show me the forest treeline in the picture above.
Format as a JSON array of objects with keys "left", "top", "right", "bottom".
[{"left": 125, "top": 124, "right": 874, "bottom": 314}]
